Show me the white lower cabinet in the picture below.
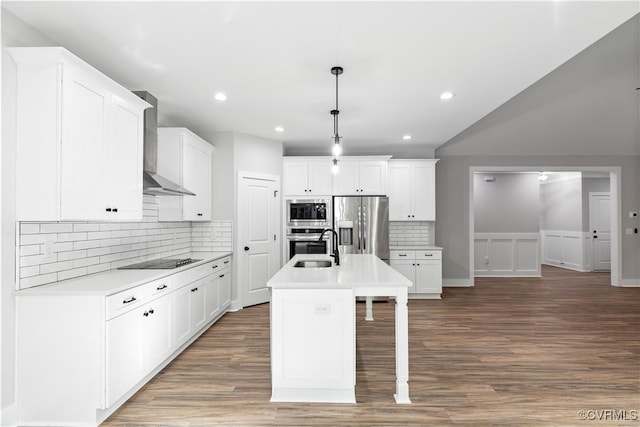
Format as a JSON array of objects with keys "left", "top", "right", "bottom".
[
  {"left": 390, "top": 250, "right": 442, "bottom": 298},
  {"left": 16, "top": 255, "right": 232, "bottom": 427}
]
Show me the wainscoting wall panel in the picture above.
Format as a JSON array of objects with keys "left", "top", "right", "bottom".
[
  {"left": 541, "top": 230, "right": 590, "bottom": 272},
  {"left": 474, "top": 233, "right": 540, "bottom": 277}
]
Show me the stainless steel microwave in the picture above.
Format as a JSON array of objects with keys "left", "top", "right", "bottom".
[{"left": 286, "top": 198, "right": 330, "bottom": 227}]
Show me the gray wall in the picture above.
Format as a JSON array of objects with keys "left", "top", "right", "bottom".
[
  {"left": 540, "top": 177, "right": 583, "bottom": 232},
  {"left": 582, "top": 177, "right": 610, "bottom": 232},
  {"left": 474, "top": 173, "right": 540, "bottom": 233},
  {"left": 435, "top": 15, "right": 639, "bottom": 283}
]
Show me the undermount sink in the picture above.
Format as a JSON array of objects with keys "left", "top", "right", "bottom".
[{"left": 294, "top": 260, "right": 332, "bottom": 268}]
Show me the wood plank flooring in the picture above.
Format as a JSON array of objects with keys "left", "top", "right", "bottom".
[{"left": 103, "top": 266, "right": 639, "bottom": 426}]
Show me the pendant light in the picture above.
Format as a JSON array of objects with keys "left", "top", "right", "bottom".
[{"left": 330, "top": 66, "right": 343, "bottom": 174}]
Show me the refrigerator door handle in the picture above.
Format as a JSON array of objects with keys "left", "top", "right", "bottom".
[
  {"left": 362, "top": 204, "right": 367, "bottom": 251},
  {"left": 357, "top": 205, "right": 362, "bottom": 250}
]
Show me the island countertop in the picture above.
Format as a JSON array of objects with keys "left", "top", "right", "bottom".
[{"left": 267, "top": 253, "right": 412, "bottom": 289}]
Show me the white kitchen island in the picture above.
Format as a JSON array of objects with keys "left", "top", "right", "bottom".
[{"left": 267, "top": 254, "right": 412, "bottom": 404}]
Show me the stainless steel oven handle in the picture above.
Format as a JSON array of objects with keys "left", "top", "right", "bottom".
[{"left": 286, "top": 235, "right": 329, "bottom": 241}]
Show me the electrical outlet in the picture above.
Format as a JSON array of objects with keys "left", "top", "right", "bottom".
[
  {"left": 630, "top": 211, "right": 638, "bottom": 218},
  {"left": 314, "top": 304, "right": 331, "bottom": 315},
  {"left": 44, "top": 240, "right": 54, "bottom": 257},
  {"left": 484, "top": 256, "right": 490, "bottom": 265}
]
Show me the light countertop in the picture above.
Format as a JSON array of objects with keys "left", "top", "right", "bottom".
[
  {"left": 14, "top": 251, "right": 232, "bottom": 297},
  {"left": 268, "top": 254, "right": 412, "bottom": 289},
  {"left": 389, "top": 246, "right": 443, "bottom": 251}
]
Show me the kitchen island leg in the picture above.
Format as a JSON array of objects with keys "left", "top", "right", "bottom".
[
  {"left": 364, "top": 296, "right": 374, "bottom": 321},
  {"left": 394, "top": 289, "right": 411, "bottom": 403}
]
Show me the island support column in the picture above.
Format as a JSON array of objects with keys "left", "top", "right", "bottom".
[{"left": 394, "top": 288, "right": 411, "bottom": 403}]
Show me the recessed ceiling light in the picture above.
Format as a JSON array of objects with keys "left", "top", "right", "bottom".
[
  {"left": 402, "top": 135, "right": 412, "bottom": 141},
  {"left": 214, "top": 93, "right": 227, "bottom": 101},
  {"left": 275, "top": 126, "right": 284, "bottom": 132},
  {"left": 440, "top": 91, "right": 455, "bottom": 100}
]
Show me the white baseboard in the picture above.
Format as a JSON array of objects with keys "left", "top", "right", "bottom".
[
  {"left": 619, "top": 279, "right": 640, "bottom": 287},
  {"left": 443, "top": 278, "right": 473, "bottom": 287},
  {"left": 475, "top": 274, "right": 542, "bottom": 278},
  {"left": 1, "top": 403, "right": 17, "bottom": 427},
  {"left": 229, "top": 299, "right": 243, "bottom": 311},
  {"left": 542, "top": 262, "right": 591, "bottom": 273}
]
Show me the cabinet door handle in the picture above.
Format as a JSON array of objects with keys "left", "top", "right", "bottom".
[
  {"left": 219, "top": 274, "right": 225, "bottom": 278},
  {"left": 143, "top": 311, "right": 149, "bottom": 317},
  {"left": 191, "top": 287, "right": 198, "bottom": 292},
  {"left": 105, "top": 208, "right": 112, "bottom": 212},
  {"left": 412, "top": 263, "right": 415, "bottom": 266},
  {"left": 122, "top": 296, "right": 137, "bottom": 304},
  {"left": 224, "top": 260, "right": 230, "bottom": 264},
  {"left": 197, "top": 213, "right": 203, "bottom": 216},
  {"left": 113, "top": 208, "right": 118, "bottom": 213},
  {"left": 212, "top": 264, "right": 218, "bottom": 269},
  {"left": 156, "top": 284, "right": 168, "bottom": 291},
  {"left": 149, "top": 309, "right": 154, "bottom": 314}
]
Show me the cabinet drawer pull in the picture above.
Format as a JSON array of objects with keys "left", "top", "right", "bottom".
[
  {"left": 224, "top": 260, "right": 229, "bottom": 264},
  {"left": 424, "top": 254, "right": 433, "bottom": 257},
  {"left": 191, "top": 287, "right": 198, "bottom": 292},
  {"left": 156, "top": 284, "right": 168, "bottom": 291},
  {"left": 212, "top": 264, "right": 218, "bottom": 269},
  {"left": 122, "top": 296, "right": 137, "bottom": 304},
  {"left": 149, "top": 309, "right": 154, "bottom": 314},
  {"left": 105, "top": 208, "right": 112, "bottom": 212},
  {"left": 197, "top": 213, "right": 203, "bottom": 216},
  {"left": 113, "top": 208, "right": 118, "bottom": 213},
  {"left": 219, "top": 274, "right": 225, "bottom": 278},
  {"left": 399, "top": 254, "right": 407, "bottom": 257}
]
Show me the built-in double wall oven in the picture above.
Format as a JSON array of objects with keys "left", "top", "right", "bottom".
[{"left": 285, "top": 198, "right": 331, "bottom": 260}]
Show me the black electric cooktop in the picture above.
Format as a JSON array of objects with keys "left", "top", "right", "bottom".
[{"left": 118, "top": 258, "right": 202, "bottom": 270}]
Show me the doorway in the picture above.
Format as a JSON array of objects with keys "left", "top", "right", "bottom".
[
  {"left": 589, "top": 192, "right": 611, "bottom": 271},
  {"left": 237, "top": 171, "right": 281, "bottom": 307},
  {"left": 469, "top": 166, "right": 621, "bottom": 286}
]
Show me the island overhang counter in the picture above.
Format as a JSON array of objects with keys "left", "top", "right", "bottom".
[{"left": 267, "top": 253, "right": 412, "bottom": 404}]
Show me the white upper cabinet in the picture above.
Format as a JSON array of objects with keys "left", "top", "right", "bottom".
[
  {"left": 157, "top": 128, "right": 214, "bottom": 221},
  {"left": 10, "top": 47, "right": 149, "bottom": 221},
  {"left": 283, "top": 158, "right": 333, "bottom": 196},
  {"left": 333, "top": 158, "right": 388, "bottom": 195},
  {"left": 388, "top": 160, "right": 438, "bottom": 221}
]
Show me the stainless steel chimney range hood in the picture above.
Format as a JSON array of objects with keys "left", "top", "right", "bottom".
[{"left": 133, "top": 91, "right": 196, "bottom": 196}]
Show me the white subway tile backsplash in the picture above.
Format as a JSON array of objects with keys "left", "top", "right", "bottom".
[
  {"left": 40, "top": 260, "right": 73, "bottom": 275},
  {"left": 40, "top": 223, "right": 73, "bottom": 234},
  {"left": 20, "top": 245, "right": 41, "bottom": 256},
  {"left": 18, "top": 196, "right": 233, "bottom": 289},
  {"left": 389, "top": 221, "right": 434, "bottom": 247},
  {"left": 58, "top": 267, "right": 87, "bottom": 281},
  {"left": 20, "top": 223, "right": 41, "bottom": 234},
  {"left": 73, "top": 223, "right": 101, "bottom": 232}
]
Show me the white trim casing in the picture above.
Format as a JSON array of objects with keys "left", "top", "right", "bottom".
[{"left": 469, "top": 166, "right": 622, "bottom": 287}]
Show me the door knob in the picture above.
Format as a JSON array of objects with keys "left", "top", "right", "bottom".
[
  {"left": 244, "top": 246, "right": 250, "bottom": 251},
  {"left": 593, "top": 230, "right": 597, "bottom": 233}
]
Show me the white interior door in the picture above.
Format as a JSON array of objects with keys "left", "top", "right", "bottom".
[
  {"left": 239, "top": 173, "right": 280, "bottom": 307},
  {"left": 589, "top": 192, "right": 611, "bottom": 271}
]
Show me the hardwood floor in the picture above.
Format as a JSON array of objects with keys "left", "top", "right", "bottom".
[{"left": 103, "top": 266, "right": 639, "bottom": 426}]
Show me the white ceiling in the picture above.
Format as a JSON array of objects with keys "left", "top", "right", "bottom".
[{"left": 3, "top": 1, "right": 638, "bottom": 156}]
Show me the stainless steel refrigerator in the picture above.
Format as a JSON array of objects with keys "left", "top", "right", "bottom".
[{"left": 333, "top": 196, "right": 389, "bottom": 263}]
